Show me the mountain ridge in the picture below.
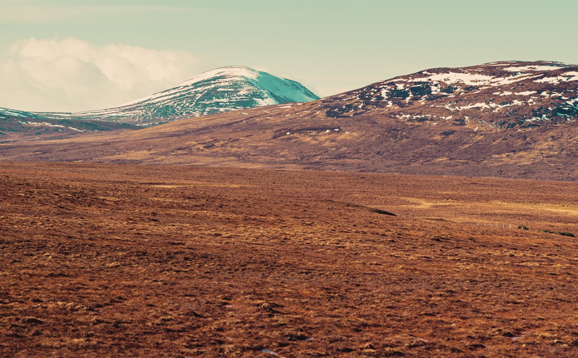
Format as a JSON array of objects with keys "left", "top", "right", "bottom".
[{"left": 2, "top": 60, "right": 578, "bottom": 181}]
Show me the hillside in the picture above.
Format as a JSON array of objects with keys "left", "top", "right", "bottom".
[{"left": 321, "top": 61, "right": 578, "bottom": 129}]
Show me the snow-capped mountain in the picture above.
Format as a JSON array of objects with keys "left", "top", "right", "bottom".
[
  {"left": 0, "top": 66, "right": 319, "bottom": 126},
  {"left": 319, "top": 60, "right": 578, "bottom": 129}
]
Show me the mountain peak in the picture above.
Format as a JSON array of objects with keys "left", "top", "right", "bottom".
[{"left": 177, "top": 65, "right": 262, "bottom": 87}]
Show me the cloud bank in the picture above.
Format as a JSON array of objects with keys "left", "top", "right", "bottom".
[{"left": 0, "top": 37, "right": 201, "bottom": 112}]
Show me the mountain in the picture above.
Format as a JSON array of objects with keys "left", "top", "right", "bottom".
[
  {"left": 1, "top": 61, "right": 578, "bottom": 181},
  {"left": 0, "top": 66, "right": 319, "bottom": 127}
]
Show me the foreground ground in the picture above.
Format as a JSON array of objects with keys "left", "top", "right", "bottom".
[{"left": 1, "top": 162, "right": 578, "bottom": 357}]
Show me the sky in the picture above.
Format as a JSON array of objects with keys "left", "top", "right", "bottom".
[{"left": 1, "top": 0, "right": 578, "bottom": 112}]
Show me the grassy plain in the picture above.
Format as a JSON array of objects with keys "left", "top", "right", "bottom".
[{"left": 1, "top": 162, "right": 578, "bottom": 357}]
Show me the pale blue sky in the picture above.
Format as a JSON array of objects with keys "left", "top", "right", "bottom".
[{"left": 1, "top": 0, "right": 578, "bottom": 111}]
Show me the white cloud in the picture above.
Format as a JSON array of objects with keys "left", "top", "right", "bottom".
[{"left": 0, "top": 37, "right": 202, "bottom": 112}]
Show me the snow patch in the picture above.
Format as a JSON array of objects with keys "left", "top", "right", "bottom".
[
  {"left": 412, "top": 72, "right": 494, "bottom": 85},
  {"left": 535, "top": 72, "right": 578, "bottom": 84},
  {"left": 18, "top": 121, "right": 86, "bottom": 132},
  {"left": 179, "top": 66, "right": 259, "bottom": 87}
]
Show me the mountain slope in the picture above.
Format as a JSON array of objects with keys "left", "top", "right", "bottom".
[
  {"left": 1, "top": 61, "right": 578, "bottom": 181},
  {"left": 0, "top": 113, "right": 136, "bottom": 142},
  {"left": 0, "top": 66, "right": 319, "bottom": 127}
]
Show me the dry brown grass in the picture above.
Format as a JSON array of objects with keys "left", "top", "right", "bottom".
[{"left": 1, "top": 162, "right": 578, "bottom": 357}]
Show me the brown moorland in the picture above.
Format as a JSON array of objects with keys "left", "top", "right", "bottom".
[
  {"left": 1, "top": 162, "right": 578, "bottom": 357},
  {"left": 2, "top": 105, "right": 578, "bottom": 182}
]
